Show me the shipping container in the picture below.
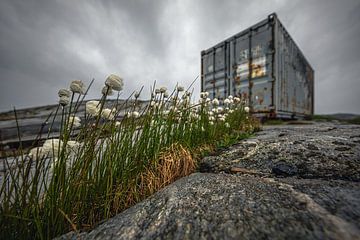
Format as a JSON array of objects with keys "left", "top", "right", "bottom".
[{"left": 201, "top": 13, "right": 314, "bottom": 119}]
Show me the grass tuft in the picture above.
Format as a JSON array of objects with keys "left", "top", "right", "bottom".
[{"left": 0, "top": 76, "right": 258, "bottom": 239}]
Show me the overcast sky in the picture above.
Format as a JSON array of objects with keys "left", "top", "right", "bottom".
[{"left": 0, "top": 0, "right": 359, "bottom": 114}]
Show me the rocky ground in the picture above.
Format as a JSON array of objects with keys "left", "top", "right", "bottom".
[{"left": 58, "top": 122, "right": 360, "bottom": 240}]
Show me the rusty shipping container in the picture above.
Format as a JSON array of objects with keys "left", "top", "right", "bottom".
[{"left": 201, "top": 13, "right": 314, "bottom": 119}]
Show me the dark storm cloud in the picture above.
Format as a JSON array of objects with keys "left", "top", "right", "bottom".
[{"left": 0, "top": 0, "right": 359, "bottom": 114}]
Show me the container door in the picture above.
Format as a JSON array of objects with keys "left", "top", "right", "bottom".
[
  {"left": 202, "top": 44, "right": 228, "bottom": 100},
  {"left": 249, "top": 24, "right": 274, "bottom": 112},
  {"left": 231, "top": 22, "right": 274, "bottom": 113}
]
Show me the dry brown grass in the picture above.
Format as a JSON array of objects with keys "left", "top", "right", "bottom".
[
  {"left": 140, "top": 143, "right": 196, "bottom": 194},
  {"left": 109, "top": 143, "right": 196, "bottom": 216}
]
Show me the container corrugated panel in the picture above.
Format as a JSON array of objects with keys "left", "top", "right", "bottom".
[{"left": 201, "top": 13, "right": 314, "bottom": 119}]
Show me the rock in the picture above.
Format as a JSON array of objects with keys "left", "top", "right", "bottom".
[
  {"left": 198, "top": 122, "right": 360, "bottom": 181},
  {"left": 307, "top": 143, "right": 319, "bottom": 150},
  {"left": 62, "top": 173, "right": 360, "bottom": 240},
  {"left": 58, "top": 122, "right": 360, "bottom": 239},
  {"left": 272, "top": 161, "right": 298, "bottom": 176},
  {"left": 335, "top": 146, "right": 351, "bottom": 151}
]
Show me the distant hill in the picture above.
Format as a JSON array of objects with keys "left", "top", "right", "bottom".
[{"left": 313, "top": 113, "right": 360, "bottom": 124}]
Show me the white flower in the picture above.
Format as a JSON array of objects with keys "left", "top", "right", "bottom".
[
  {"left": 102, "top": 85, "right": 113, "bottom": 96},
  {"left": 102, "top": 108, "right": 115, "bottom": 120},
  {"left": 212, "top": 108, "right": 218, "bottom": 114},
  {"left": 229, "top": 109, "right": 234, "bottom": 114},
  {"left": 68, "top": 116, "right": 81, "bottom": 128},
  {"left": 105, "top": 74, "right": 124, "bottom": 91},
  {"left": 212, "top": 98, "right": 219, "bottom": 106},
  {"left": 155, "top": 102, "right": 161, "bottom": 109},
  {"left": 225, "top": 122, "right": 230, "bottom": 128},
  {"left": 160, "top": 87, "right": 167, "bottom": 93},
  {"left": 201, "top": 126, "right": 205, "bottom": 132},
  {"left": 58, "top": 89, "right": 71, "bottom": 98},
  {"left": 163, "top": 110, "right": 170, "bottom": 115},
  {"left": 208, "top": 111, "right": 214, "bottom": 116},
  {"left": 131, "top": 111, "right": 139, "bottom": 118},
  {"left": 155, "top": 89, "right": 161, "bottom": 94},
  {"left": 29, "top": 147, "right": 45, "bottom": 159},
  {"left": 217, "top": 107, "right": 223, "bottom": 113},
  {"left": 219, "top": 116, "right": 226, "bottom": 122},
  {"left": 206, "top": 98, "right": 211, "bottom": 103},
  {"left": 86, "top": 100, "right": 100, "bottom": 116},
  {"left": 42, "top": 139, "right": 63, "bottom": 156},
  {"left": 66, "top": 140, "right": 81, "bottom": 152},
  {"left": 59, "top": 96, "right": 70, "bottom": 106},
  {"left": 209, "top": 116, "right": 215, "bottom": 121},
  {"left": 224, "top": 98, "right": 231, "bottom": 105},
  {"left": 244, "top": 106, "right": 250, "bottom": 113},
  {"left": 70, "top": 80, "right": 86, "bottom": 94},
  {"left": 209, "top": 121, "right": 214, "bottom": 126},
  {"left": 115, "top": 121, "right": 121, "bottom": 127},
  {"left": 228, "top": 95, "right": 233, "bottom": 100},
  {"left": 177, "top": 86, "right": 184, "bottom": 92},
  {"left": 200, "top": 92, "right": 209, "bottom": 99},
  {"left": 134, "top": 91, "right": 140, "bottom": 98},
  {"left": 190, "top": 112, "right": 199, "bottom": 120},
  {"left": 163, "top": 91, "right": 169, "bottom": 98},
  {"left": 150, "top": 101, "right": 156, "bottom": 107},
  {"left": 234, "top": 97, "right": 241, "bottom": 103}
]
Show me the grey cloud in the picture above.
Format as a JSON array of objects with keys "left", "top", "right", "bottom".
[{"left": 0, "top": 0, "right": 359, "bottom": 114}]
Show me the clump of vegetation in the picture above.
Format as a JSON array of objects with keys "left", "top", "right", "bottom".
[{"left": 0, "top": 75, "right": 259, "bottom": 239}]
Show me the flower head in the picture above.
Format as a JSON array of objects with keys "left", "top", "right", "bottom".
[
  {"left": 59, "top": 96, "right": 70, "bottom": 106},
  {"left": 66, "top": 141, "right": 81, "bottom": 152},
  {"left": 177, "top": 86, "right": 184, "bottom": 92},
  {"left": 58, "top": 89, "right": 71, "bottom": 98},
  {"left": 105, "top": 74, "right": 124, "bottom": 91},
  {"left": 200, "top": 92, "right": 209, "bottom": 99},
  {"left": 244, "top": 106, "right": 250, "bottom": 113},
  {"left": 86, "top": 100, "right": 100, "bottom": 116},
  {"left": 131, "top": 111, "right": 139, "bottom": 118},
  {"left": 134, "top": 91, "right": 140, "bottom": 99},
  {"left": 234, "top": 97, "right": 241, "bottom": 103},
  {"left": 70, "top": 80, "right": 86, "bottom": 94},
  {"left": 224, "top": 98, "right": 231, "bottom": 105},
  {"left": 68, "top": 116, "right": 81, "bottom": 128},
  {"left": 29, "top": 147, "right": 45, "bottom": 159},
  {"left": 160, "top": 87, "right": 167, "bottom": 93},
  {"left": 102, "top": 86, "right": 113, "bottom": 96},
  {"left": 101, "top": 108, "right": 115, "bottom": 120},
  {"left": 42, "top": 139, "right": 63, "bottom": 157},
  {"left": 212, "top": 98, "right": 219, "bottom": 106}
]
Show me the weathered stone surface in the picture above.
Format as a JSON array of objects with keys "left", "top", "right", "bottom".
[
  {"left": 199, "top": 122, "right": 360, "bottom": 181},
  {"left": 57, "top": 122, "right": 360, "bottom": 240}
]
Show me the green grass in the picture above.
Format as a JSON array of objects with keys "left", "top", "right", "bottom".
[{"left": 0, "top": 77, "right": 259, "bottom": 239}]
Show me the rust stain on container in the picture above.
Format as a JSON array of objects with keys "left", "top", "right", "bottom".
[{"left": 201, "top": 13, "right": 314, "bottom": 119}]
